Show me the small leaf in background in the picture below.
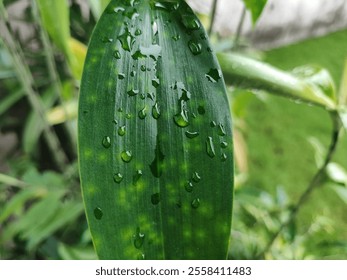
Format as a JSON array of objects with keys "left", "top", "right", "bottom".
[
  {"left": 308, "top": 137, "right": 325, "bottom": 167},
  {"left": 23, "top": 87, "right": 57, "bottom": 155},
  {"left": 2, "top": 190, "right": 64, "bottom": 242},
  {"left": 25, "top": 201, "right": 84, "bottom": 250},
  {"left": 339, "top": 58, "right": 347, "bottom": 106},
  {"left": 0, "top": 88, "right": 24, "bottom": 116},
  {"left": 327, "top": 163, "right": 347, "bottom": 186},
  {"left": 242, "top": 0, "right": 267, "bottom": 25},
  {"left": 292, "top": 65, "right": 336, "bottom": 103},
  {"left": 68, "top": 38, "right": 87, "bottom": 80},
  {"left": 46, "top": 99, "right": 78, "bottom": 125},
  {"left": 0, "top": 187, "right": 47, "bottom": 223},
  {"left": 36, "top": 0, "right": 71, "bottom": 56}
]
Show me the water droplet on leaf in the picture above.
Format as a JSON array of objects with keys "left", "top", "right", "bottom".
[
  {"left": 133, "top": 227, "right": 145, "bottom": 249},
  {"left": 185, "top": 131, "right": 199, "bottom": 139},
  {"left": 135, "top": 29, "right": 142, "bottom": 36},
  {"left": 118, "top": 73, "right": 125, "bottom": 80},
  {"left": 101, "top": 36, "right": 113, "bottom": 43},
  {"left": 206, "top": 68, "right": 222, "bottom": 83},
  {"left": 152, "top": 78, "right": 160, "bottom": 88},
  {"left": 118, "top": 27, "right": 136, "bottom": 52},
  {"left": 147, "top": 92, "right": 155, "bottom": 101},
  {"left": 217, "top": 123, "right": 226, "bottom": 136},
  {"left": 185, "top": 181, "right": 193, "bottom": 192},
  {"left": 102, "top": 136, "right": 111, "bottom": 148},
  {"left": 192, "top": 172, "right": 201, "bottom": 182},
  {"left": 221, "top": 153, "right": 227, "bottom": 162},
  {"left": 182, "top": 15, "right": 201, "bottom": 30},
  {"left": 94, "top": 207, "right": 103, "bottom": 220},
  {"left": 200, "top": 33, "right": 207, "bottom": 40},
  {"left": 172, "top": 34, "right": 180, "bottom": 41},
  {"left": 188, "top": 40, "right": 202, "bottom": 55},
  {"left": 174, "top": 109, "right": 189, "bottom": 127},
  {"left": 133, "top": 169, "right": 143, "bottom": 185},
  {"left": 127, "top": 88, "right": 139, "bottom": 96},
  {"left": 191, "top": 198, "right": 200, "bottom": 209},
  {"left": 114, "top": 50, "right": 121, "bottom": 59},
  {"left": 121, "top": 150, "right": 133, "bottom": 162},
  {"left": 118, "top": 126, "right": 126, "bottom": 136},
  {"left": 221, "top": 141, "right": 228, "bottom": 148},
  {"left": 152, "top": 102, "right": 161, "bottom": 119},
  {"left": 138, "top": 107, "right": 147, "bottom": 119},
  {"left": 113, "top": 173, "right": 123, "bottom": 183},
  {"left": 114, "top": 7, "right": 125, "bottom": 13},
  {"left": 206, "top": 136, "right": 215, "bottom": 158},
  {"left": 150, "top": 136, "right": 165, "bottom": 178},
  {"left": 130, "top": 70, "right": 136, "bottom": 77}
]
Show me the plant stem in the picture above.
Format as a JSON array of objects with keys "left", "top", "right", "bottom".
[
  {"left": 234, "top": 6, "right": 246, "bottom": 49},
  {"left": 31, "top": 0, "right": 77, "bottom": 154},
  {"left": 208, "top": 0, "right": 218, "bottom": 36},
  {"left": 258, "top": 111, "right": 342, "bottom": 258},
  {"left": 0, "top": 8, "right": 68, "bottom": 170}
]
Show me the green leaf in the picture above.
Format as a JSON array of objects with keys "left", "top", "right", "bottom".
[
  {"left": 2, "top": 191, "right": 64, "bottom": 242},
  {"left": 0, "top": 88, "right": 24, "bottom": 115},
  {"left": 79, "top": 0, "right": 234, "bottom": 259},
  {"left": 242, "top": 0, "right": 267, "bottom": 25},
  {"left": 218, "top": 52, "right": 337, "bottom": 109},
  {"left": 36, "top": 0, "right": 71, "bottom": 56},
  {"left": 36, "top": 0, "right": 84, "bottom": 80},
  {"left": 0, "top": 187, "right": 47, "bottom": 223},
  {"left": 23, "top": 87, "right": 57, "bottom": 155},
  {"left": 25, "top": 201, "right": 84, "bottom": 250}
]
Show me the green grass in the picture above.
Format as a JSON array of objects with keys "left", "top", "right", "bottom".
[{"left": 244, "top": 28, "right": 347, "bottom": 256}]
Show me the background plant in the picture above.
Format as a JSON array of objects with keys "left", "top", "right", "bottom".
[{"left": 1, "top": 0, "right": 346, "bottom": 259}]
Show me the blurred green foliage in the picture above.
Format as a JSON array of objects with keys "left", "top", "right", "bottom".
[{"left": 0, "top": 0, "right": 346, "bottom": 259}]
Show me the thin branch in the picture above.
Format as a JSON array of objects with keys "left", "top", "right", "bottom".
[
  {"left": 208, "top": 0, "right": 219, "bottom": 36},
  {"left": 234, "top": 6, "right": 246, "bottom": 49},
  {"left": 257, "top": 111, "right": 342, "bottom": 258},
  {"left": 0, "top": 6, "right": 68, "bottom": 170},
  {"left": 31, "top": 0, "right": 77, "bottom": 153}
]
